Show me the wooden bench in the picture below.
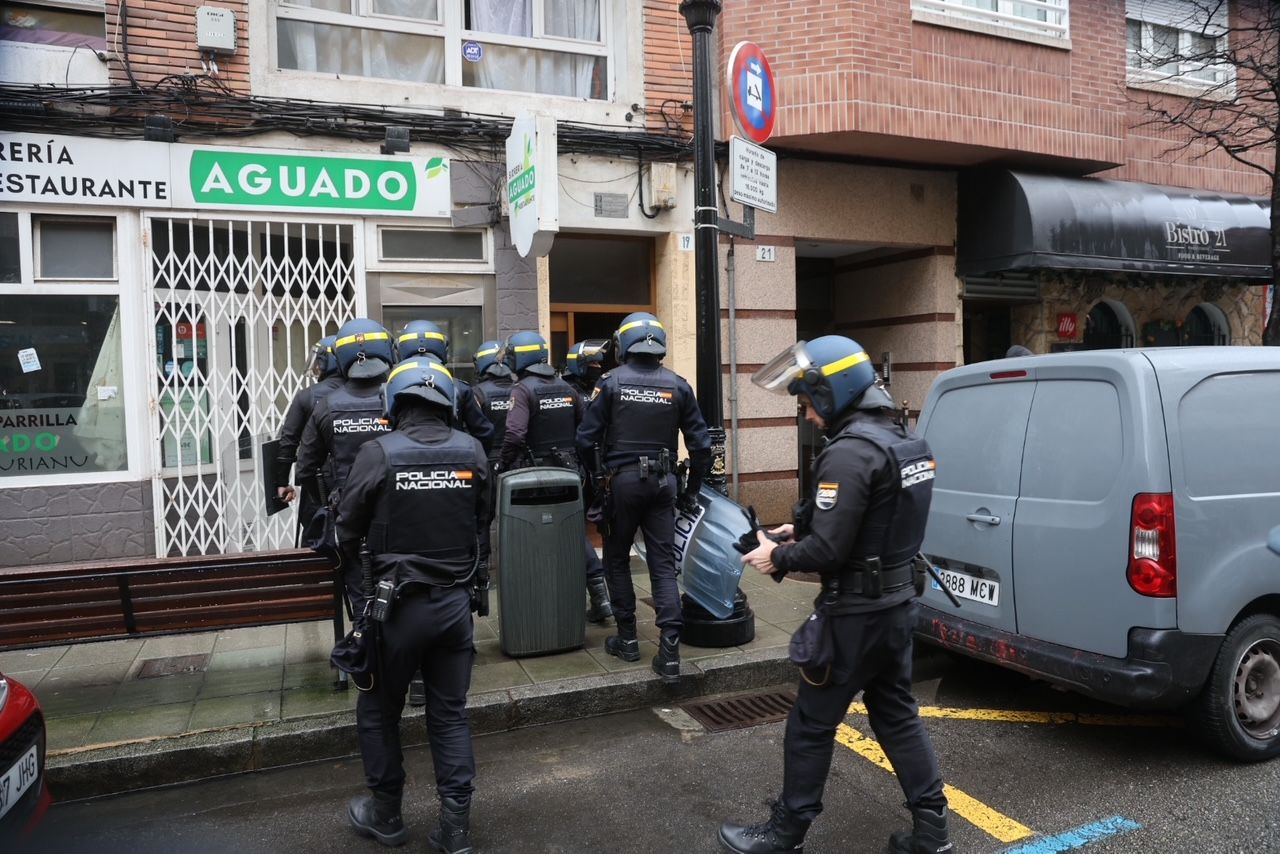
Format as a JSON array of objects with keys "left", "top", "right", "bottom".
[{"left": 0, "top": 550, "right": 342, "bottom": 652}]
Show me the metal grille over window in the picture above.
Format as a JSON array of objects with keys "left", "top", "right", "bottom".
[{"left": 147, "top": 218, "right": 359, "bottom": 557}]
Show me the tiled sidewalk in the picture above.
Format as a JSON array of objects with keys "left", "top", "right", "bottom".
[{"left": 0, "top": 563, "right": 816, "bottom": 755}]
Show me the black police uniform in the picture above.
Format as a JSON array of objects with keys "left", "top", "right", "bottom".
[
  {"left": 575, "top": 358, "right": 711, "bottom": 639},
  {"left": 769, "top": 405, "right": 945, "bottom": 824},
  {"left": 296, "top": 379, "right": 391, "bottom": 598},
  {"left": 473, "top": 372, "right": 514, "bottom": 464},
  {"left": 499, "top": 368, "right": 606, "bottom": 581},
  {"left": 336, "top": 405, "right": 490, "bottom": 808},
  {"left": 277, "top": 374, "right": 344, "bottom": 531},
  {"left": 454, "top": 380, "right": 495, "bottom": 455}
]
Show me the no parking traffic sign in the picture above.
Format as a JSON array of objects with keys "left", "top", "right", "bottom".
[{"left": 726, "top": 41, "right": 778, "bottom": 145}]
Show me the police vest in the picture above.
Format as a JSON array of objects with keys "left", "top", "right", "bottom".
[
  {"left": 827, "top": 417, "right": 935, "bottom": 569},
  {"left": 606, "top": 364, "right": 680, "bottom": 459},
  {"left": 476, "top": 376, "right": 513, "bottom": 458},
  {"left": 524, "top": 376, "right": 578, "bottom": 461},
  {"left": 366, "top": 430, "right": 479, "bottom": 586},
  {"left": 325, "top": 386, "right": 390, "bottom": 487}
]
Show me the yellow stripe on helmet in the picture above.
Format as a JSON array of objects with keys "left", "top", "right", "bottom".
[
  {"left": 513, "top": 343, "right": 545, "bottom": 353},
  {"left": 566, "top": 353, "right": 579, "bottom": 360},
  {"left": 335, "top": 331, "right": 391, "bottom": 347},
  {"left": 389, "top": 359, "right": 452, "bottom": 381},
  {"left": 820, "top": 350, "right": 870, "bottom": 377},
  {"left": 475, "top": 347, "right": 499, "bottom": 358},
  {"left": 397, "top": 331, "right": 446, "bottom": 343},
  {"left": 617, "top": 319, "right": 664, "bottom": 334}
]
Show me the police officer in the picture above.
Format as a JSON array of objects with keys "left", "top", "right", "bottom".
[
  {"left": 470, "top": 340, "right": 514, "bottom": 467},
  {"left": 720, "top": 335, "right": 951, "bottom": 854},
  {"left": 296, "top": 318, "right": 394, "bottom": 600},
  {"left": 498, "top": 332, "right": 612, "bottom": 624},
  {"left": 561, "top": 339, "right": 612, "bottom": 623},
  {"left": 276, "top": 335, "right": 343, "bottom": 534},
  {"left": 337, "top": 358, "right": 488, "bottom": 854},
  {"left": 395, "top": 320, "right": 494, "bottom": 454},
  {"left": 576, "top": 312, "right": 711, "bottom": 682}
]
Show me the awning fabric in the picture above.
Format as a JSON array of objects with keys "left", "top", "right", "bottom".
[{"left": 957, "top": 170, "right": 1272, "bottom": 282}]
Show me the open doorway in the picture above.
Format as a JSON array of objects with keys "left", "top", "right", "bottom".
[{"left": 549, "top": 235, "right": 654, "bottom": 369}]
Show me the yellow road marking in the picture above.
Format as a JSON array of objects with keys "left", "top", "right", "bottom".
[
  {"left": 835, "top": 723, "right": 1035, "bottom": 843},
  {"left": 848, "top": 702, "right": 1179, "bottom": 728}
]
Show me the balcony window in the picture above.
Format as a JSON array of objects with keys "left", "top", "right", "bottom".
[
  {"left": 0, "top": 1, "right": 106, "bottom": 50},
  {"left": 1126, "top": 17, "right": 1230, "bottom": 90},
  {"left": 277, "top": 0, "right": 608, "bottom": 100},
  {"left": 912, "top": 0, "right": 1069, "bottom": 46}
]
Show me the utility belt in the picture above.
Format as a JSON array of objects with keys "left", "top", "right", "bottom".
[
  {"left": 611, "top": 449, "right": 672, "bottom": 479},
  {"left": 820, "top": 557, "right": 916, "bottom": 600}
]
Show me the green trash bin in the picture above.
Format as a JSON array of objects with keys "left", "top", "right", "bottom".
[{"left": 496, "top": 466, "right": 586, "bottom": 657}]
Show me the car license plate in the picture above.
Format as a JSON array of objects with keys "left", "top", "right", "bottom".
[
  {"left": 932, "top": 567, "right": 1000, "bottom": 606},
  {"left": 0, "top": 743, "right": 39, "bottom": 821}
]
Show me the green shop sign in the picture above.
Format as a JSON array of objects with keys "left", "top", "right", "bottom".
[{"left": 184, "top": 150, "right": 451, "bottom": 216}]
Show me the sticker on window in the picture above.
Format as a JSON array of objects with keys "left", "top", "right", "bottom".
[
  {"left": 815, "top": 481, "right": 838, "bottom": 510},
  {"left": 17, "top": 348, "right": 41, "bottom": 374}
]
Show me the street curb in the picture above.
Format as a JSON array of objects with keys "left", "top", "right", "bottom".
[{"left": 47, "top": 646, "right": 795, "bottom": 801}]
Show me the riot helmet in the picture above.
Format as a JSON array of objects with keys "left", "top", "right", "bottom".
[
  {"left": 614, "top": 312, "right": 666, "bottom": 358},
  {"left": 309, "top": 335, "right": 339, "bottom": 380},
  {"left": 564, "top": 339, "right": 607, "bottom": 376},
  {"left": 396, "top": 320, "right": 449, "bottom": 363},
  {"left": 334, "top": 318, "right": 394, "bottom": 380},
  {"left": 503, "top": 331, "right": 550, "bottom": 374},
  {"left": 383, "top": 357, "right": 455, "bottom": 422},
  {"left": 474, "top": 340, "right": 511, "bottom": 379},
  {"left": 752, "top": 335, "right": 888, "bottom": 423}
]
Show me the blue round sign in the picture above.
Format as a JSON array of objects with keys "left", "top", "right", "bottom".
[
  {"left": 726, "top": 42, "right": 778, "bottom": 144},
  {"left": 463, "top": 41, "right": 484, "bottom": 63}
]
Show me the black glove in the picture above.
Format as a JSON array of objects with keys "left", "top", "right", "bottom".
[
  {"left": 471, "top": 561, "right": 491, "bottom": 617},
  {"left": 675, "top": 489, "right": 700, "bottom": 516}
]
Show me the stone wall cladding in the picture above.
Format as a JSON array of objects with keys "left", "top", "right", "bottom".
[
  {"left": 106, "top": 0, "right": 251, "bottom": 93},
  {"left": 0, "top": 483, "right": 154, "bottom": 567}
]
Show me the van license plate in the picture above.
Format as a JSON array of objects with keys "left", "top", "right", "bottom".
[
  {"left": 932, "top": 568, "right": 1000, "bottom": 606},
  {"left": 0, "top": 742, "right": 39, "bottom": 821}
]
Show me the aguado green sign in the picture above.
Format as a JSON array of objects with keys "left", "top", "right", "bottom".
[{"left": 182, "top": 148, "right": 451, "bottom": 217}]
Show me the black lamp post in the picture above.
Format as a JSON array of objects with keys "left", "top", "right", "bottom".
[{"left": 680, "top": 0, "right": 727, "bottom": 491}]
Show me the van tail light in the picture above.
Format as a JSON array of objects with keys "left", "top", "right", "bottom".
[{"left": 1128, "top": 493, "right": 1176, "bottom": 597}]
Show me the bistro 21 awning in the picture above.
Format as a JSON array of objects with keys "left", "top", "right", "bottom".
[{"left": 957, "top": 170, "right": 1272, "bottom": 282}]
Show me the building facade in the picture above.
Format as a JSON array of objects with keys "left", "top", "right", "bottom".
[
  {"left": 0, "top": 0, "right": 699, "bottom": 566},
  {"left": 718, "top": 0, "right": 1273, "bottom": 521}
]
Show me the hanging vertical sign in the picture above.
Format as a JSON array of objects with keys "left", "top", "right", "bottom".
[
  {"left": 726, "top": 42, "right": 779, "bottom": 145},
  {"left": 506, "top": 112, "right": 559, "bottom": 258}
]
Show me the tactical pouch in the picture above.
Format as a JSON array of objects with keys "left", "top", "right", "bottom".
[
  {"left": 789, "top": 609, "right": 834, "bottom": 687},
  {"left": 793, "top": 499, "right": 814, "bottom": 540}
]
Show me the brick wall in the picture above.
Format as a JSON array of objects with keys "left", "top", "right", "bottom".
[
  {"left": 106, "top": 1, "right": 250, "bottom": 93},
  {"left": 643, "top": 1, "right": 695, "bottom": 135}
]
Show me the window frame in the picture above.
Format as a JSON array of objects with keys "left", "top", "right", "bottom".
[
  {"left": 911, "top": 0, "right": 1071, "bottom": 49},
  {"left": 32, "top": 214, "right": 118, "bottom": 282},
  {"left": 1125, "top": 16, "right": 1234, "bottom": 95},
  {"left": 0, "top": 205, "right": 147, "bottom": 489},
  {"left": 274, "top": 0, "right": 613, "bottom": 99},
  {"left": 376, "top": 224, "right": 490, "bottom": 265}
]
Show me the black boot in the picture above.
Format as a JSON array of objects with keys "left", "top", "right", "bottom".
[
  {"left": 428, "top": 795, "right": 473, "bottom": 854},
  {"left": 348, "top": 792, "right": 408, "bottom": 847},
  {"left": 586, "top": 575, "right": 613, "bottom": 624},
  {"left": 409, "top": 671, "right": 426, "bottom": 707},
  {"left": 651, "top": 634, "right": 681, "bottom": 683},
  {"left": 605, "top": 620, "right": 640, "bottom": 662},
  {"left": 719, "top": 800, "right": 809, "bottom": 853},
  {"left": 888, "top": 806, "right": 954, "bottom": 854}
]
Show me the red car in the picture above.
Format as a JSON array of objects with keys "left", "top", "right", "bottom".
[{"left": 0, "top": 672, "right": 49, "bottom": 841}]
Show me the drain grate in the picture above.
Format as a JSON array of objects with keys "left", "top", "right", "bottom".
[
  {"left": 681, "top": 690, "right": 797, "bottom": 733},
  {"left": 136, "top": 653, "right": 210, "bottom": 679}
]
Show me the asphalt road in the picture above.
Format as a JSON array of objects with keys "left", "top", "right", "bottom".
[{"left": 25, "top": 648, "right": 1280, "bottom": 854}]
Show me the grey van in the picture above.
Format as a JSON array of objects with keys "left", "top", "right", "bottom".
[{"left": 914, "top": 347, "right": 1280, "bottom": 760}]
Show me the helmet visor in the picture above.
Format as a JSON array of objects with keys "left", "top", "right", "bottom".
[{"left": 751, "top": 342, "right": 813, "bottom": 395}]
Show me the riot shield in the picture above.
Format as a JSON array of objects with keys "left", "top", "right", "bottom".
[{"left": 635, "top": 484, "right": 746, "bottom": 619}]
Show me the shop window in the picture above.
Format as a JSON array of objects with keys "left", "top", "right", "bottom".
[
  {"left": 276, "top": 0, "right": 608, "bottom": 100},
  {"left": 0, "top": 1, "right": 106, "bottom": 51},
  {"left": 1125, "top": 0, "right": 1231, "bottom": 92},
  {"left": 380, "top": 228, "right": 485, "bottom": 262},
  {"left": 34, "top": 215, "right": 115, "bottom": 280},
  {"left": 1083, "top": 300, "right": 1135, "bottom": 350},
  {"left": 0, "top": 294, "right": 127, "bottom": 476},
  {"left": 911, "top": 0, "right": 1068, "bottom": 45},
  {"left": 0, "top": 212, "right": 18, "bottom": 283}
]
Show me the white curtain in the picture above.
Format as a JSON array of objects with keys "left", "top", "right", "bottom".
[
  {"left": 372, "top": 0, "right": 440, "bottom": 20},
  {"left": 543, "top": 0, "right": 600, "bottom": 97},
  {"left": 74, "top": 306, "right": 128, "bottom": 471},
  {"left": 469, "top": 0, "right": 600, "bottom": 98},
  {"left": 279, "top": 18, "right": 443, "bottom": 83}
]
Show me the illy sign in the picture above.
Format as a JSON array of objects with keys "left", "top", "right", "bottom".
[{"left": 1057, "top": 313, "right": 1078, "bottom": 339}]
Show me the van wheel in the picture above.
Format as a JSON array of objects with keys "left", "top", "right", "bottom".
[{"left": 1192, "top": 614, "right": 1280, "bottom": 762}]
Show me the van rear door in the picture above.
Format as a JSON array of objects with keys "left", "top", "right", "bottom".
[{"left": 918, "top": 373, "right": 1035, "bottom": 634}]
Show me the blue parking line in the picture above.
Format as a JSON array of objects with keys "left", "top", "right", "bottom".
[{"left": 999, "top": 816, "right": 1141, "bottom": 854}]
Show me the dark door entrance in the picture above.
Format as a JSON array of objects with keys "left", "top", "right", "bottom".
[
  {"left": 962, "top": 302, "right": 1012, "bottom": 363},
  {"left": 1083, "top": 301, "right": 1129, "bottom": 349}
]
